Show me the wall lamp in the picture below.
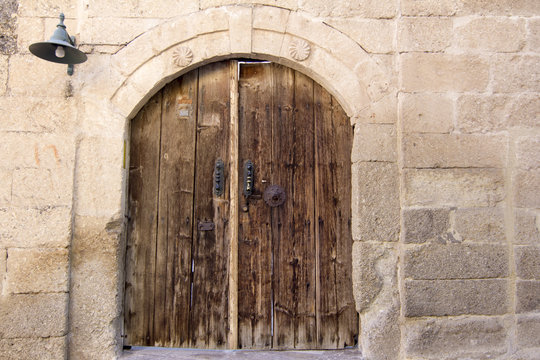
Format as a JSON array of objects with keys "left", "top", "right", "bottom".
[{"left": 29, "top": 13, "right": 87, "bottom": 75}]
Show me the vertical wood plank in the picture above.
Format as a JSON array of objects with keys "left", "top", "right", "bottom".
[
  {"left": 124, "top": 92, "right": 162, "bottom": 346},
  {"left": 272, "top": 66, "right": 317, "bottom": 349},
  {"left": 191, "top": 61, "right": 231, "bottom": 349},
  {"left": 314, "top": 83, "right": 357, "bottom": 348},
  {"left": 228, "top": 60, "right": 240, "bottom": 349},
  {"left": 237, "top": 63, "right": 273, "bottom": 349},
  {"left": 153, "top": 72, "right": 198, "bottom": 347}
]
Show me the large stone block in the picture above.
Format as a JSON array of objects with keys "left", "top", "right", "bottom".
[
  {"left": 69, "top": 216, "right": 124, "bottom": 359},
  {"left": 515, "top": 209, "right": 540, "bottom": 245},
  {"left": 352, "top": 124, "right": 396, "bottom": 162},
  {"left": 402, "top": 134, "right": 507, "bottom": 168},
  {"left": 492, "top": 55, "right": 540, "bottom": 93},
  {"left": 0, "top": 55, "right": 7, "bottom": 95},
  {"left": 0, "top": 293, "right": 68, "bottom": 338},
  {"left": 398, "top": 17, "right": 452, "bottom": 52},
  {"left": 354, "top": 92, "right": 397, "bottom": 124},
  {"left": 455, "top": 18, "right": 526, "bottom": 52},
  {"left": 0, "top": 337, "right": 66, "bottom": 360},
  {"left": 457, "top": 94, "right": 510, "bottom": 133},
  {"left": 404, "top": 279, "right": 508, "bottom": 316},
  {"left": 402, "top": 208, "right": 450, "bottom": 244},
  {"left": 15, "top": 17, "right": 43, "bottom": 55},
  {"left": 401, "top": 0, "right": 459, "bottom": 15},
  {"left": 517, "top": 315, "right": 540, "bottom": 348},
  {"left": 404, "top": 169, "right": 505, "bottom": 207},
  {"left": 352, "top": 162, "right": 400, "bottom": 242},
  {"left": 400, "top": 93, "right": 453, "bottom": 134},
  {"left": 18, "top": 0, "right": 76, "bottom": 17},
  {"left": 401, "top": 54, "right": 489, "bottom": 92},
  {"left": 326, "top": 19, "right": 395, "bottom": 54},
  {"left": 515, "top": 170, "right": 540, "bottom": 209},
  {"left": 404, "top": 244, "right": 508, "bottom": 280},
  {"left": 453, "top": 207, "right": 506, "bottom": 243},
  {"left": 79, "top": 17, "right": 160, "bottom": 45},
  {"left": 516, "top": 136, "right": 540, "bottom": 171},
  {"left": 360, "top": 301, "right": 401, "bottom": 360},
  {"left": 509, "top": 94, "right": 540, "bottom": 128},
  {"left": 0, "top": 96, "right": 76, "bottom": 134},
  {"left": 6, "top": 248, "right": 69, "bottom": 294},
  {"left": 516, "top": 246, "right": 540, "bottom": 280},
  {"left": 11, "top": 167, "right": 74, "bottom": 207},
  {"left": 74, "top": 137, "right": 124, "bottom": 218},
  {"left": 458, "top": 0, "right": 540, "bottom": 16},
  {"left": 297, "top": 0, "right": 397, "bottom": 18},
  {"left": 517, "top": 280, "right": 540, "bottom": 313},
  {"left": 405, "top": 317, "right": 507, "bottom": 358},
  {"left": 528, "top": 19, "right": 540, "bottom": 52},
  {"left": 0, "top": 206, "right": 71, "bottom": 248}
]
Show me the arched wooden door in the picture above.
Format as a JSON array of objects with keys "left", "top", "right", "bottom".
[{"left": 124, "top": 60, "right": 357, "bottom": 350}]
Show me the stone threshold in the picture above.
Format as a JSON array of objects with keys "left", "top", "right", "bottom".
[{"left": 121, "top": 347, "right": 364, "bottom": 359}]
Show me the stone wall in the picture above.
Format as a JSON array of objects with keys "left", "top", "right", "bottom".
[{"left": 0, "top": 0, "right": 538, "bottom": 359}]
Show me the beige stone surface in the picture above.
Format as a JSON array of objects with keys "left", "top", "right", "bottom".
[
  {"left": 352, "top": 162, "right": 400, "bottom": 242},
  {"left": 69, "top": 215, "right": 125, "bottom": 360},
  {"left": 11, "top": 167, "right": 74, "bottom": 207},
  {"left": 326, "top": 19, "right": 395, "bottom": 54},
  {"left": 516, "top": 246, "right": 540, "bottom": 280},
  {"left": 252, "top": 5, "right": 290, "bottom": 33},
  {"left": 79, "top": 17, "right": 160, "bottom": 45},
  {"left": 401, "top": 0, "right": 459, "bottom": 16},
  {"left": 297, "top": 0, "right": 397, "bottom": 18},
  {"left": 6, "top": 248, "right": 69, "bottom": 294},
  {"left": 402, "top": 208, "right": 451, "bottom": 244},
  {"left": 401, "top": 93, "right": 453, "bottom": 134},
  {"left": 0, "top": 248, "right": 5, "bottom": 295},
  {"left": 455, "top": 18, "right": 526, "bottom": 52},
  {"left": 84, "top": 0, "right": 199, "bottom": 18},
  {"left": 403, "top": 168, "right": 505, "bottom": 207},
  {"left": 517, "top": 315, "right": 540, "bottom": 348},
  {"left": 8, "top": 55, "right": 71, "bottom": 97},
  {"left": 453, "top": 207, "right": 506, "bottom": 243},
  {"left": 0, "top": 55, "right": 7, "bottom": 96},
  {"left": 0, "top": 206, "right": 72, "bottom": 248},
  {"left": 457, "top": 95, "right": 510, "bottom": 133},
  {"left": 492, "top": 55, "right": 540, "bottom": 93},
  {"left": 0, "top": 96, "right": 76, "bottom": 134},
  {"left": 0, "top": 337, "right": 66, "bottom": 360},
  {"left": 516, "top": 136, "right": 540, "bottom": 170},
  {"left": 402, "top": 133, "right": 507, "bottom": 168},
  {"left": 516, "top": 280, "right": 540, "bottom": 313},
  {"left": 458, "top": 0, "right": 540, "bottom": 16},
  {"left": 0, "top": 170, "right": 11, "bottom": 206},
  {"left": 18, "top": 0, "right": 77, "bottom": 17},
  {"left": 352, "top": 124, "right": 396, "bottom": 162},
  {"left": 515, "top": 209, "right": 540, "bottom": 245},
  {"left": 508, "top": 94, "right": 540, "bottom": 128},
  {"left": 401, "top": 53, "right": 489, "bottom": 92},
  {"left": 404, "top": 279, "right": 508, "bottom": 316},
  {"left": 354, "top": 93, "right": 397, "bottom": 124},
  {"left": 528, "top": 19, "right": 540, "bottom": 52},
  {"left": 201, "top": 0, "right": 297, "bottom": 10},
  {"left": 229, "top": 6, "right": 252, "bottom": 54},
  {"left": 360, "top": 301, "right": 400, "bottom": 360},
  {"left": 74, "top": 137, "right": 124, "bottom": 217},
  {"left": 515, "top": 170, "right": 540, "bottom": 209},
  {"left": 0, "top": 293, "right": 68, "bottom": 338},
  {"left": 398, "top": 17, "right": 452, "bottom": 52},
  {"left": 405, "top": 317, "right": 507, "bottom": 358},
  {"left": 404, "top": 244, "right": 508, "bottom": 280}
]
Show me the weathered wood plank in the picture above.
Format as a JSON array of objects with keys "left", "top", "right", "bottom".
[
  {"left": 153, "top": 72, "right": 198, "bottom": 347},
  {"left": 237, "top": 63, "right": 273, "bottom": 349},
  {"left": 191, "top": 61, "right": 231, "bottom": 349},
  {"left": 272, "top": 66, "right": 317, "bottom": 349},
  {"left": 124, "top": 91, "right": 162, "bottom": 346}
]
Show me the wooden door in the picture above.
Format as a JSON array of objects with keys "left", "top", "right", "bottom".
[{"left": 124, "top": 60, "right": 357, "bottom": 350}]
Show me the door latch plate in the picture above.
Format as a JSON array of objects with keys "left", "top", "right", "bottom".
[{"left": 263, "top": 185, "right": 286, "bottom": 207}]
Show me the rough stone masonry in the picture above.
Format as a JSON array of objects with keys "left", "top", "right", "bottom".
[{"left": 1, "top": 0, "right": 539, "bottom": 359}]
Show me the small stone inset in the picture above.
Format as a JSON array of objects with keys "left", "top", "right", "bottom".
[
  {"left": 172, "top": 46, "right": 193, "bottom": 67},
  {"left": 289, "top": 39, "right": 311, "bottom": 61}
]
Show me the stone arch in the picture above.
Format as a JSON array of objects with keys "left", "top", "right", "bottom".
[{"left": 70, "top": 4, "right": 395, "bottom": 359}]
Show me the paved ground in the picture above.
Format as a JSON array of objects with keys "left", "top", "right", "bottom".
[{"left": 121, "top": 347, "right": 364, "bottom": 359}]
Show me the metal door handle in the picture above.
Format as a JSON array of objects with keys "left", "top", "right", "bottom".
[
  {"left": 214, "top": 159, "right": 224, "bottom": 196},
  {"left": 243, "top": 160, "right": 254, "bottom": 197}
]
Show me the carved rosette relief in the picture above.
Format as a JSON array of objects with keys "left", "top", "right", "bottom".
[
  {"left": 172, "top": 46, "right": 193, "bottom": 67},
  {"left": 289, "top": 39, "right": 311, "bottom": 61}
]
